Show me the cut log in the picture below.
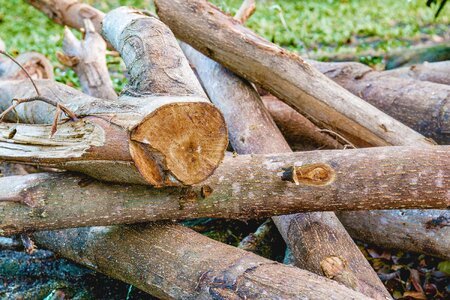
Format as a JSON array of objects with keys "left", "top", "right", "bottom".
[
  {"left": 0, "top": 7, "right": 227, "bottom": 187},
  {"left": 337, "top": 210, "right": 450, "bottom": 260},
  {"left": 262, "top": 95, "right": 344, "bottom": 150},
  {"left": 310, "top": 60, "right": 450, "bottom": 144},
  {"left": 182, "top": 42, "right": 390, "bottom": 298},
  {"left": 57, "top": 19, "right": 117, "bottom": 99},
  {"left": 32, "top": 224, "right": 371, "bottom": 300},
  {"left": 383, "top": 61, "right": 450, "bottom": 85},
  {"left": 1, "top": 146, "right": 448, "bottom": 236},
  {"left": 154, "top": 0, "right": 432, "bottom": 148}
]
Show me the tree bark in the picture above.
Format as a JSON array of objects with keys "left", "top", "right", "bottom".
[
  {"left": 0, "top": 8, "right": 228, "bottom": 187},
  {"left": 261, "top": 95, "right": 344, "bottom": 150},
  {"left": 310, "top": 60, "right": 450, "bottom": 144},
  {"left": 1, "top": 146, "right": 448, "bottom": 236},
  {"left": 383, "top": 61, "right": 450, "bottom": 85},
  {"left": 57, "top": 19, "right": 117, "bottom": 100},
  {"left": 181, "top": 42, "right": 391, "bottom": 299},
  {"left": 337, "top": 210, "right": 450, "bottom": 260},
  {"left": 0, "top": 52, "right": 54, "bottom": 80},
  {"left": 32, "top": 224, "right": 371, "bottom": 300},
  {"left": 154, "top": 0, "right": 432, "bottom": 148}
]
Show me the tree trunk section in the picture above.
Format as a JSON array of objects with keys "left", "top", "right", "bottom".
[
  {"left": 337, "top": 210, "right": 450, "bottom": 260},
  {"left": 58, "top": 19, "right": 117, "bottom": 100},
  {"left": 1, "top": 146, "right": 448, "bottom": 236},
  {"left": 32, "top": 224, "right": 371, "bottom": 300},
  {"left": 310, "top": 60, "right": 449, "bottom": 144},
  {"left": 0, "top": 7, "right": 228, "bottom": 187},
  {"left": 154, "top": 0, "right": 432, "bottom": 148},
  {"left": 181, "top": 43, "right": 392, "bottom": 299},
  {"left": 384, "top": 61, "right": 450, "bottom": 85}
]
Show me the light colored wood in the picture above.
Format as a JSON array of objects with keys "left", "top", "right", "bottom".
[
  {"left": 154, "top": 0, "right": 432, "bottom": 148},
  {"left": 384, "top": 61, "right": 450, "bottom": 85},
  {"left": 0, "top": 52, "right": 54, "bottom": 80},
  {"left": 182, "top": 42, "right": 391, "bottom": 298},
  {"left": 0, "top": 7, "right": 227, "bottom": 186},
  {"left": 1, "top": 146, "right": 448, "bottom": 236},
  {"left": 310, "top": 60, "right": 449, "bottom": 144},
  {"left": 58, "top": 19, "right": 117, "bottom": 99}
]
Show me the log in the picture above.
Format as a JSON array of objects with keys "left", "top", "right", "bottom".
[
  {"left": 1, "top": 146, "right": 448, "bottom": 236},
  {"left": 181, "top": 42, "right": 390, "bottom": 298},
  {"left": 337, "top": 210, "right": 450, "bottom": 260},
  {"left": 57, "top": 19, "right": 117, "bottom": 99},
  {"left": 154, "top": 0, "right": 432, "bottom": 148},
  {"left": 0, "top": 52, "right": 54, "bottom": 80},
  {"left": 383, "top": 61, "right": 450, "bottom": 85},
  {"left": 310, "top": 60, "right": 450, "bottom": 144},
  {"left": 0, "top": 8, "right": 228, "bottom": 187},
  {"left": 32, "top": 224, "right": 371, "bottom": 300},
  {"left": 262, "top": 95, "right": 344, "bottom": 150}
]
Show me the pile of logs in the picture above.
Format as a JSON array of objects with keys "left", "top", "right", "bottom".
[{"left": 0, "top": 0, "right": 449, "bottom": 299}]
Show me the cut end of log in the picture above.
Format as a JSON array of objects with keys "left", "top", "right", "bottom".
[{"left": 130, "top": 102, "right": 228, "bottom": 186}]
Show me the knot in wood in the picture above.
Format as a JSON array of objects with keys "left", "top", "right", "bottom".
[{"left": 281, "top": 163, "right": 335, "bottom": 186}]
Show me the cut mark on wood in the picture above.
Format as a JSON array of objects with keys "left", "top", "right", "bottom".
[
  {"left": 320, "top": 256, "right": 358, "bottom": 290},
  {"left": 281, "top": 163, "right": 336, "bottom": 186}
]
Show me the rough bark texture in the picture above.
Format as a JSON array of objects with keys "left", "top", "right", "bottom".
[
  {"left": 384, "top": 61, "right": 450, "bottom": 85},
  {"left": 32, "top": 224, "right": 371, "bottom": 300},
  {"left": 155, "top": 0, "right": 432, "bottom": 148},
  {"left": 0, "top": 8, "right": 227, "bottom": 187},
  {"left": 181, "top": 43, "right": 391, "bottom": 299},
  {"left": 262, "top": 95, "right": 344, "bottom": 150},
  {"left": 310, "top": 60, "right": 450, "bottom": 144},
  {"left": 337, "top": 210, "right": 450, "bottom": 260},
  {"left": 1, "top": 146, "right": 448, "bottom": 236},
  {"left": 58, "top": 19, "right": 117, "bottom": 99}
]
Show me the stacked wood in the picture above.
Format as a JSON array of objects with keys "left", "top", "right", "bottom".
[
  {"left": 1, "top": 0, "right": 448, "bottom": 299},
  {"left": 0, "top": 6, "right": 228, "bottom": 187},
  {"left": 181, "top": 42, "right": 389, "bottom": 297}
]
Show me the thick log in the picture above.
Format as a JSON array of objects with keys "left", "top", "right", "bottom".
[
  {"left": 154, "top": 0, "right": 432, "bottom": 148},
  {"left": 383, "top": 61, "right": 450, "bottom": 85},
  {"left": 337, "top": 210, "right": 450, "bottom": 260},
  {"left": 0, "top": 8, "right": 227, "bottom": 187},
  {"left": 32, "top": 224, "right": 371, "bottom": 300},
  {"left": 182, "top": 42, "right": 390, "bottom": 298},
  {"left": 310, "top": 60, "right": 450, "bottom": 144},
  {"left": 57, "top": 19, "right": 117, "bottom": 99},
  {"left": 1, "top": 146, "right": 448, "bottom": 236}
]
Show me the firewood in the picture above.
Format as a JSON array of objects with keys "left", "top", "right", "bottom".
[
  {"left": 1, "top": 146, "right": 448, "bottom": 236},
  {"left": 0, "top": 52, "right": 54, "bottom": 80},
  {"left": 310, "top": 60, "right": 449, "bottom": 144},
  {"left": 337, "top": 210, "right": 450, "bottom": 260},
  {"left": 31, "top": 224, "right": 371, "bottom": 300},
  {"left": 57, "top": 19, "right": 117, "bottom": 100},
  {"left": 0, "top": 7, "right": 228, "bottom": 187},
  {"left": 384, "top": 61, "right": 450, "bottom": 85},
  {"left": 181, "top": 43, "right": 391, "bottom": 299},
  {"left": 154, "top": 0, "right": 432, "bottom": 148}
]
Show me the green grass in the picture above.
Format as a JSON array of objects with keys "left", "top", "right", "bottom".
[{"left": 0, "top": 0, "right": 449, "bottom": 86}]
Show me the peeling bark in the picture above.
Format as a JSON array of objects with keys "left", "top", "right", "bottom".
[
  {"left": 154, "top": 0, "right": 431, "bottom": 148},
  {"left": 0, "top": 52, "right": 54, "bottom": 80},
  {"left": 181, "top": 42, "right": 392, "bottom": 299},
  {"left": 1, "top": 146, "right": 447, "bottom": 236},
  {"left": 0, "top": 7, "right": 227, "bottom": 187},
  {"left": 310, "top": 60, "right": 450, "bottom": 144}
]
